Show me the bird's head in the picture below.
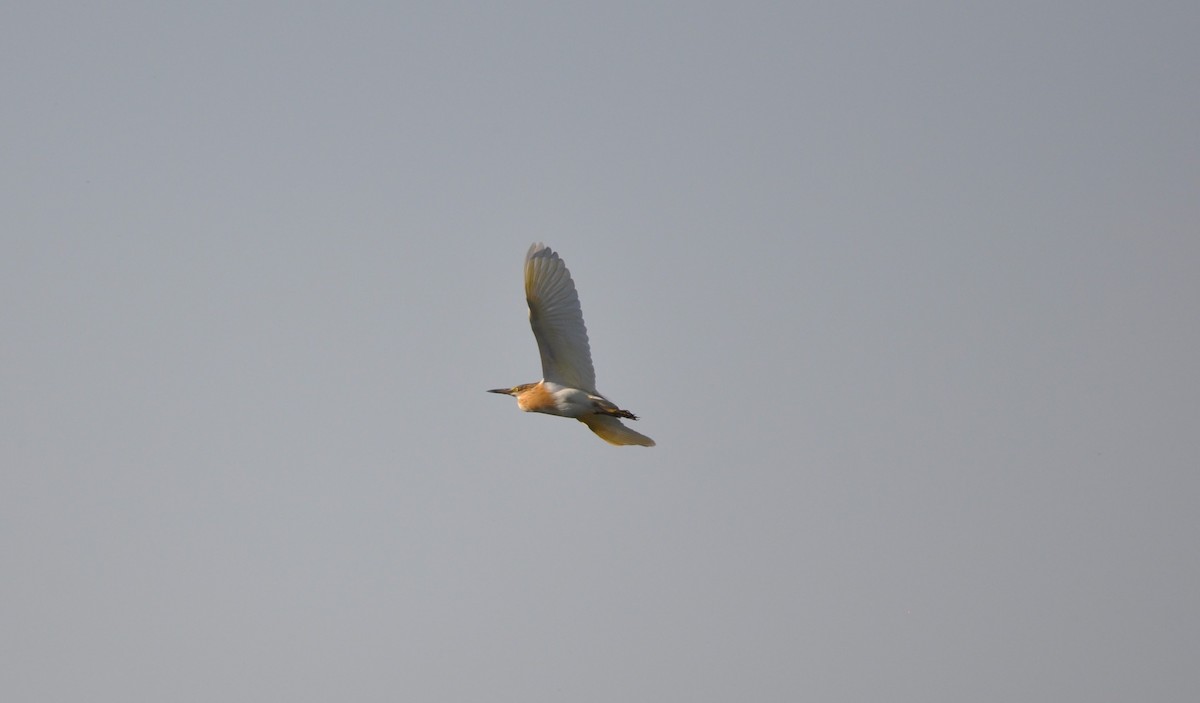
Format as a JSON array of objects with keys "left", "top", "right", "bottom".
[
  {"left": 487, "top": 383, "right": 543, "bottom": 410},
  {"left": 487, "top": 382, "right": 539, "bottom": 397}
]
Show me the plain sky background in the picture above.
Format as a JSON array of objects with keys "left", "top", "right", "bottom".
[{"left": 3, "top": 2, "right": 1198, "bottom": 701}]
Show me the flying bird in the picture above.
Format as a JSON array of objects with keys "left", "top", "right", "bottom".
[{"left": 488, "top": 243, "right": 655, "bottom": 446}]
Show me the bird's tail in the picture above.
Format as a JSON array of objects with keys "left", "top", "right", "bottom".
[{"left": 580, "top": 415, "right": 656, "bottom": 447}]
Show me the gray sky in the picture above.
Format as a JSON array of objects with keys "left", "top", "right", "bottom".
[{"left": 3, "top": 2, "right": 1198, "bottom": 701}]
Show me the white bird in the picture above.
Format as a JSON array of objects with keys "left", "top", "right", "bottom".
[{"left": 488, "top": 243, "right": 655, "bottom": 446}]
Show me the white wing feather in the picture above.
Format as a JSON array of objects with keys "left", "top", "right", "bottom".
[{"left": 525, "top": 243, "right": 596, "bottom": 392}]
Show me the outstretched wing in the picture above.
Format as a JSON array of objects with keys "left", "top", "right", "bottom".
[
  {"left": 525, "top": 243, "right": 596, "bottom": 392},
  {"left": 580, "top": 415, "right": 656, "bottom": 446}
]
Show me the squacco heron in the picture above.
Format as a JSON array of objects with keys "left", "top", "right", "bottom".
[{"left": 488, "top": 243, "right": 655, "bottom": 447}]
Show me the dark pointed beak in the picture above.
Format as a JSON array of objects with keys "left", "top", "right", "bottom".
[{"left": 487, "top": 388, "right": 514, "bottom": 395}]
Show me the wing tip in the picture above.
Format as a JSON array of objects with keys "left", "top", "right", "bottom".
[
  {"left": 581, "top": 415, "right": 656, "bottom": 447},
  {"left": 527, "top": 242, "right": 553, "bottom": 262}
]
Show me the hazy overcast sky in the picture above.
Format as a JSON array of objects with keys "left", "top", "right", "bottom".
[{"left": 3, "top": 2, "right": 1198, "bottom": 701}]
